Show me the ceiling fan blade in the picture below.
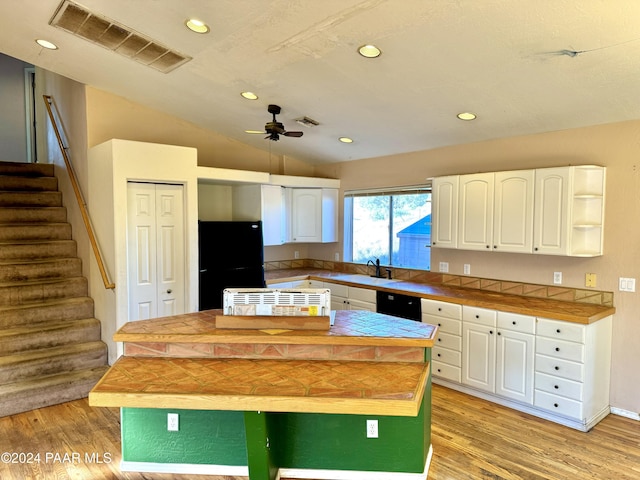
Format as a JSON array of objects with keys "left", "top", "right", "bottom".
[{"left": 283, "top": 131, "right": 303, "bottom": 137}]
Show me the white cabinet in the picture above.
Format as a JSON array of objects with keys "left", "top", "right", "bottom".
[
  {"left": 286, "top": 188, "right": 338, "bottom": 243},
  {"left": 462, "top": 306, "right": 497, "bottom": 391},
  {"left": 233, "top": 184, "right": 285, "bottom": 246},
  {"left": 533, "top": 316, "right": 612, "bottom": 425},
  {"left": 431, "top": 176, "right": 459, "bottom": 249},
  {"left": 495, "top": 312, "right": 535, "bottom": 404},
  {"left": 422, "top": 299, "right": 462, "bottom": 382},
  {"left": 462, "top": 306, "right": 535, "bottom": 404},
  {"left": 534, "top": 166, "right": 605, "bottom": 256},
  {"left": 458, "top": 173, "right": 494, "bottom": 251},
  {"left": 432, "top": 165, "right": 604, "bottom": 256},
  {"left": 323, "top": 282, "right": 376, "bottom": 311},
  {"left": 493, "top": 170, "right": 534, "bottom": 253}
]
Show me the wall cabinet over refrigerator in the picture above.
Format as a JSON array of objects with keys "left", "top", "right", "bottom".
[
  {"left": 232, "top": 184, "right": 286, "bottom": 246},
  {"left": 286, "top": 188, "right": 338, "bottom": 243}
]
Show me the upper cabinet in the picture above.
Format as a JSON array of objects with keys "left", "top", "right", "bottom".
[
  {"left": 432, "top": 165, "right": 605, "bottom": 257},
  {"left": 286, "top": 188, "right": 338, "bottom": 243},
  {"left": 534, "top": 166, "right": 605, "bottom": 256},
  {"left": 233, "top": 184, "right": 286, "bottom": 246},
  {"left": 431, "top": 176, "right": 459, "bottom": 249}
]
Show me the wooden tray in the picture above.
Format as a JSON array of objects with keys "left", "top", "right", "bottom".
[{"left": 216, "top": 315, "right": 331, "bottom": 330}]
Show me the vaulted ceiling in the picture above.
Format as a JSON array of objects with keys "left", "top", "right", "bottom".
[{"left": 1, "top": 0, "right": 640, "bottom": 165}]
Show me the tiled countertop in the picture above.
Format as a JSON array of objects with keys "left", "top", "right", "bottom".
[
  {"left": 114, "top": 309, "right": 438, "bottom": 347},
  {"left": 266, "top": 269, "right": 615, "bottom": 324}
]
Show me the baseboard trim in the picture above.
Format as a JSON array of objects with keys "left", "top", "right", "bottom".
[
  {"left": 120, "top": 445, "right": 433, "bottom": 479},
  {"left": 120, "top": 461, "right": 248, "bottom": 476},
  {"left": 610, "top": 407, "right": 640, "bottom": 421}
]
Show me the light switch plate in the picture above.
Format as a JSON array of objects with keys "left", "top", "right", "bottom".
[
  {"left": 619, "top": 277, "right": 636, "bottom": 292},
  {"left": 439, "top": 262, "right": 449, "bottom": 273}
]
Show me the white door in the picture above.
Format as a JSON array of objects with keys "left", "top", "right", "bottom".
[
  {"left": 493, "top": 170, "right": 534, "bottom": 253},
  {"left": 431, "top": 176, "right": 459, "bottom": 249},
  {"left": 458, "top": 173, "right": 494, "bottom": 251},
  {"left": 462, "top": 322, "right": 496, "bottom": 392},
  {"left": 127, "top": 182, "right": 185, "bottom": 321},
  {"left": 496, "top": 329, "right": 535, "bottom": 404}
]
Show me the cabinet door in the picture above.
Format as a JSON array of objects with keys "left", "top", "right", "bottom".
[
  {"left": 431, "top": 176, "right": 459, "bottom": 248},
  {"left": 496, "top": 329, "right": 535, "bottom": 404},
  {"left": 462, "top": 322, "right": 496, "bottom": 392},
  {"left": 321, "top": 188, "right": 338, "bottom": 242},
  {"left": 348, "top": 298, "right": 377, "bottom": 311},
  {"left": 533, "top": 167, "right": 570, "bottom": 255},
  {"left": 458, "top": 173, "right": 494, "bottom": 251},
  {"left": 493, "top": 170, "right": 534, "bottom": 253},
  {"left": 289, "top": 188, "right": 322, "bottom": 242},
  {"left": 261, "top": 185, "right": 286, "bottom": 246}
]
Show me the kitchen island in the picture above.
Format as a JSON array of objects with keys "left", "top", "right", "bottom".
[{"left": 89, "top": 310, "right": 438, "bottom": 480}]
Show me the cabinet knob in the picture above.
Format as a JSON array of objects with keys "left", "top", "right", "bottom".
[
  {"left": 554, "top": 366, "right": 560, "bottom": 371},
  {"left": 554, "top": 385, "right": 559, "bottom": 389},
  {"left": 475, "top": 315, "right": 480, "bottom": 319},
  {"left": 489, "top": 330, "right": 494, "bottom": 335},
  {"left": 437, "top": 353, "right": 441, "bottom": 357},
  {"left": 438, "top": 307, "right": 442, "bottom": 311},
  {"left": 534, "top": 247, "right": 539, "bottom": 251},
  {"left": 556, "top": 329, "right": 561, "bottom": 333},
  {"left": 497, "top": 331, "right": 501, "bottom": 336},
  {"left": 437, "top": 368, "right": 441, "bottom": 373},
  {"left": 438, "top": 338, "right": 442, "bottom": 342},
  {"left": 486, "top": 245, "right": 490, "bottom": 249},
  {"left": 438, "top": 323, "right": 442, "bottom": 327},
  {"left": 166, "top": 289, "right": 172, "bottom": 294},
  {"left": 555, "top": 347, "right": 560, "bottom": 352},
  {"left": 512, "top": 321, "right": 516, "bottom": 325},
  {"left": 554, "top": 403, "right": 559, "bottom": 408},
  {"left": 493, "top": 245, "right": 497, "bottom": 249}
]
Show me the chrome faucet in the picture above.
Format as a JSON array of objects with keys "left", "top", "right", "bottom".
[{"left": 367, "top": 258, "right": 382, "bottom": 278}]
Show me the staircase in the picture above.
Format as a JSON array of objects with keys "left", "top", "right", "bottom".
[{"left": 0, "top": 161, "right": 109, "bottom": 417}]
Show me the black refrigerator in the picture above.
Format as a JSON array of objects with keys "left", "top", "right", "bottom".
[{"left": 198, "top": 221, "right": 266, "bottom": 310}]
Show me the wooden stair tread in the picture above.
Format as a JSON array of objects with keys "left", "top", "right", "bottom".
[{"left": 90, "top": 356, "right": 430, "bottom": 416}]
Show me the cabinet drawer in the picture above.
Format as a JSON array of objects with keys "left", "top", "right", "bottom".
[
  {"left": 497, "top": 311, "right": 535, "bottom": 334},
  {"left": 463, "top": 306, "right": 497, "bottom": 326},
  {"left": 348, "top": 286, "right": 376, "bottom": 303},
  {"left": 324, "top": 282, "right": 348, "bottom": 298},
  {"left": 535, "top": 354, "right": 584, "bottom": 382},
  {"left": 536, "top": 318, "right": 585, "bottom": 343},
  {"left": 433, "top": 346, "right": 462, "bottom": 367},
  {"left": 535, "top": 372, "right": 583, "bottom": 402},
  {"left": 435, "top": 332, "right": 462, "bottom": 351},
  {"left": 421, "top": 299, "right": 462, "bottom": 319},
  {"left": 423, "top": 315, "right": 461, "bottom": 335},
  {"left": 534, "top": 390, "right": 583, "bottom": 419},
  {"left": 432, "top": 361, "right": 462, "bottom": 383},
  {"left": 536, "top": 337, "right": 584, "bottom": 363}
]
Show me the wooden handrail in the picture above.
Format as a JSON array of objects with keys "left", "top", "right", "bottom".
[{"left": 43, "top": 95, "right": 115, "bottom": 290}]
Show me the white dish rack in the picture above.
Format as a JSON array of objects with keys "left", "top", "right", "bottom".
[{"left": 223, "top": 288, "right": 334, "bottom": 324}]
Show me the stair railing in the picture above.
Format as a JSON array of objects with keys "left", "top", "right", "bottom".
[{"left": 43, "top": 95, "right": 115, "bottom": 290}]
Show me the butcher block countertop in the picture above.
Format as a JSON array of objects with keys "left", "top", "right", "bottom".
[
  {"left": 114, "top": 309, "right": 438, "bottom": 347},
  {"left": 267, "top": 269, "right": 615, "bottom": 324}
]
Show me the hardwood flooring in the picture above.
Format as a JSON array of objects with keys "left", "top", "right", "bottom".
[{"left": 0, "top": 384, "right": 638, "bottom": 479}]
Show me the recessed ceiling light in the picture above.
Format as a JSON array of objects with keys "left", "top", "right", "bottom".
[
  {"left": 457, "top": 112, "right": 477, "bottom": 121},
  {"left": 241, "top": 91, "right": 258, "bottom": 100},
  {"left": 339, "top": 137, "right": 354, "bottom": 143},
  {"left": 36, "top": 39, "right": 58, "bottom": 50},
  {"left": 358, "top": 44, "right": 381, "bottom": 58},
  {"left": 185, "top": 19, "right": 210, "bottom": 34}
]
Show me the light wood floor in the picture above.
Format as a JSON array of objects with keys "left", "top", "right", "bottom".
[{"left": 1, "top": 384, "right": 638, "bottom": 479}]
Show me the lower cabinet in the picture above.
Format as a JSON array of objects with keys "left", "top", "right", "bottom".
[
  {"left": 429, "top": 299, "right": 611, "bottom": 431},
  {"left": 323, "top": 282, "right": 376, "bottom": 311}
]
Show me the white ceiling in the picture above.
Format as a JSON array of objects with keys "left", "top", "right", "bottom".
[{"left": 1, "top": 0, "right": 640, "bottom": 165}]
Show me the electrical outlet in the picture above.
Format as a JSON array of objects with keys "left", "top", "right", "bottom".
[
  {"left": 366, "top": 419, "right": 378, "bottom": 438},
  {"left": 619, "top": 277, "right": 636, "bottom": 292},
  {"left": 334, "top": 252, "right": 340, "bottom": 261},
  {"left": 553, "top": 272, "right": 562, "bottom": 285},
  {"left": 294, "top": 250, "right": 299, "bottom": 259},
  {"left": 439, "top": 262, "right": 449, "bottom": 273},
  {"left": 463, "top": 264, "right": 471, "bottom": 275},
  {"left": 585, "top": 273, "right": 596, "bottom": 288},
  {"left": 167, "top": 413, "right": 179, "bottom": 432}
]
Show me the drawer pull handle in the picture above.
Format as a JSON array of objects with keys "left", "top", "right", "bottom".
[
  {"left": 556, "top": 329, "right": 561, "bottom": 333},
  {"left": 476, "top": 315, "right": 480, "bottom": 319},
  {"left": 555, "top": 366, "right": 560, "bottom": 371},
  {"left": 554, "top": 403, "right": 559, "bottom": 408},
  {"left": 555, "top": 347, "right": 560, "bottom": 352},
  {"left": 512, "top": 321, "right": 516, "bottom": 325},
  {"left": 554, "top": 385, "right": 559, "bottom": 389}
]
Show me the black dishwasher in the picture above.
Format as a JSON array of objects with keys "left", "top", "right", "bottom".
[{"left": 376, "top": 291, "right": 421, "bottom": 321}]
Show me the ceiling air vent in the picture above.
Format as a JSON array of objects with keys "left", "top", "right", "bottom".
[
  {"left": 50, "top": 0, "right": 191, "bottom": 73},
  {"left": 295, "top": 116, "right": 320, "bottom": 128}
]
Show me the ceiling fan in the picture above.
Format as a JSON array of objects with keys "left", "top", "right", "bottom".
[{"left": 263, "top": 104, "right": 303, "bottom": 141}]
